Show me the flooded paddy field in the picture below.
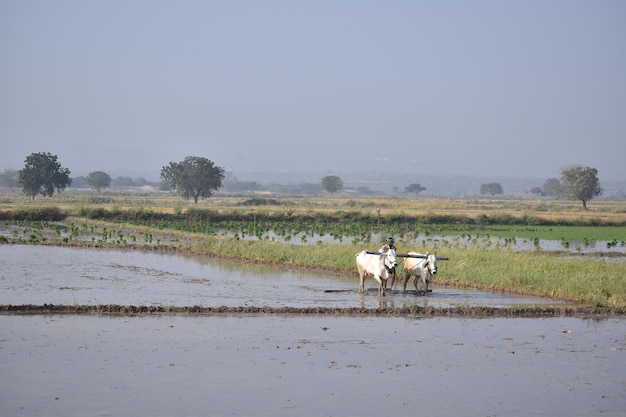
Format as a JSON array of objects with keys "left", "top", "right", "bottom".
[
  {"left": 2, "top": 220, "right": 625, "bottom": 256},
  {"left": 1, "top": 245, "right": 564, "bottom": 309},
  {"left": 1, "top": 314, "right": 625, "bottom": 417},
  {"left": 2, "top": 244, "right": 625, "bottom": 416}
]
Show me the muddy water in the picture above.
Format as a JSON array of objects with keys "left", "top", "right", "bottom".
[
  {"left": 1, "top": 314, "right": 625, "bottom": 417},
  {"left": 3, "top": 245, "right": 623, "bottom": 416},
  {"left": 0, "top": 245, "right": 562, "bottom": 308}
]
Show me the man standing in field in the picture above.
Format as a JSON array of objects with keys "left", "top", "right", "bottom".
[
  {"left": 380, "top": 237, "right": 396, "bottom": 253},
  {"left": 380, "top": 237, "right": 397, "bottom": 289}
]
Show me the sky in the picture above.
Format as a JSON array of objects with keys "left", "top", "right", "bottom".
[{"left": 1, "top": 0, "right": 625, "bottom": 181}]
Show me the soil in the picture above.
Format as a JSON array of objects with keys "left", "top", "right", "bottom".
[{"left": 3, "top": 303, "right": 626, "bottom": 318}]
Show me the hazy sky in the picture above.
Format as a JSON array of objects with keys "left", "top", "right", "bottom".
[{"left": 1, "top": 0, "right": 625, "bottom": 180}]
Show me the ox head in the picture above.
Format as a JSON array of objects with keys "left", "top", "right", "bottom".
[
  {"left": 384, "top": 248, "right": 398, "bottom": 273},
  {"left": 424, "top": 252, "right": 438, "bottom": 275}
]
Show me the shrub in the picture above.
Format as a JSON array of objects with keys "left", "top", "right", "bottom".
[{"left": 0, "top": 206, "right": 65, "bottom": 221}]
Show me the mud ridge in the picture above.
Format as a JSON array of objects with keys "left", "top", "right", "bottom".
[{"left": 1, "top": 304, "right": 625, "bottom": 318}]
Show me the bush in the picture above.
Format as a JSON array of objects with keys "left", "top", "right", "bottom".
[
  {"left": 0, "top": 206, "right": 66, "bottom": 221},
  {"left": 237, "top": 198, "right": 282, "bottom": 206}
]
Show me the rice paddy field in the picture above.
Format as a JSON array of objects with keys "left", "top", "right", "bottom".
[
  {"left": 1, "top": 191, "right": 625, "bottom": 308},
  {"left": 2, "top": 191, "right": 626, "bottom": 417}
]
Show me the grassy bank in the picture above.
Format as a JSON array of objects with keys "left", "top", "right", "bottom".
[{"left": 177, "top": 236, "right": 626, "bottom": 307}]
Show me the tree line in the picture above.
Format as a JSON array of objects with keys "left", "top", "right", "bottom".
[{"left": 0, "top": 152, "right": 605, "bottom": 209}]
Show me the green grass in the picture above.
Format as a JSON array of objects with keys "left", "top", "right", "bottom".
[
  {"left": 180, "top": 236, "right": 626, "bottom": 307},
  {"left": 440, "top": 247, "right": 626, "bottom": 306},
  {"left": 452, "top": 225, "right": 626, "bottom": 242}
]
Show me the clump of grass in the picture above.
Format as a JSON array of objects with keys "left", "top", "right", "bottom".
[
  {"left": 192, "top": 237, "right": 361, "bottom": 271},
  {"left": 439, "top": 247, "right": 626, "bottom": 306},
  {"left": 0, "top": 206, "right": 66, "bottom": 221}
]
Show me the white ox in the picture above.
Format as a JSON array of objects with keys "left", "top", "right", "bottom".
[
  {"left": 356, "top": 249, "right": 398, "bottom": 296},
  {"left": 401, "top": 252, "right": 438, "bottom": 295}
]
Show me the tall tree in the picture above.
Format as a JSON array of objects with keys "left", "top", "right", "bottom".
[
  {"left": 0, "top": 169, "right": 19, "bottom": 189},
  {"left": 560, "top": 165, "right": 602, "bottom": 210},
  {"left": 160, "top": 156, "right": 225, "bottom": 203},
  {"left": 542, "top": 178, "right": 563, "bottom": 197},
  {"left": 480, "top": 182, "right": 503, "bottom": 197},
  {"left": 71, "top": 176, "right": 89, "bottom": 188},
  {"left": 19, "top": 152, "right": 72, "bottom": 199},
  {"left": 405, "top": 183, "right": 426, "bottom": 195},
  {"left": 86, "top": 171, "right": 112, "bottom": 194},
  {"left": 112, "top": 176, "right": 136, "bottom": 187},
  {"left": 320, "top": 175, "right": 344, "bottom": 195}
]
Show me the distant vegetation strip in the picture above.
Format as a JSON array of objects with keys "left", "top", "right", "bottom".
[{"left": 2, "top": 205, "right": 626, "bottom": 227}]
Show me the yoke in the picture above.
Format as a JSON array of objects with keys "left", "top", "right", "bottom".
[{"left": 365, "top": 251, "right": 448, "bottom": 260}]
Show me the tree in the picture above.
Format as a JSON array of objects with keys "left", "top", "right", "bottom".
[
  {"left": 112, "top": 176, "right": 136, "bottom": 187},
  {"left": 0, "top": 169, "right": 19, "bottom": 189},
  {"left": 560, "top": 165, "right": 602, "bottom": 210},
  {"left": 86, "top": 171, "right": 112, "bottom": 194},
  {"left": 160, "top": 156, "right": 225, "bottom": 203},
  {"left": 529, "top": 187, "right": 545, "bottom": 196},
  {"left": 320, "top": 175, "right": 344, "bottom": 195},
  {"left": 18, "top": 152, "right": 72, "bottom": 199},
  {"left": 71, "top": 176, "right": 89, "bottom": 188},
  {"left": 405, "top": 183, "right": 426, "bottom": 195},
  {"left": 480, "top": 182, "right": 503, "bottom": 197},
  {"left": 542, "top": 178, "right": 563, "bottom": 197}
]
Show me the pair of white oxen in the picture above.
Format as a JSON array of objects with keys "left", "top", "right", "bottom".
[{"left": 355, "top": 249, "right": 438, "bottom": 296}]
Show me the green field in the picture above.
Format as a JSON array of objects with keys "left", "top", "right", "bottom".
[
  {"left": 425, "top": 224, "right": 626, "bottom": 243},
  {"left": 1, "top": 193, "right": 625, "bottom": 308}
]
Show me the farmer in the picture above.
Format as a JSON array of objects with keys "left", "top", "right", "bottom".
[
  {"left": 379, "top": 237, "right": 396, "bottom": 253},
  {"left": 379, "top": 237, "right": 397, "bottom": 288}
]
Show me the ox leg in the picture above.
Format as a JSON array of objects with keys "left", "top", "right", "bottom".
[
  {"left": 401, "top": 270, "right": 410, "bottom": 292},
  {"left": 374, "top": 275, "right": 385, "bottom": 296},
  {"left": 387, "top": 270, "right": 396, "bottom": 290},
  {"left": 416, "top": 272, "right": 430, "bottom": 296},
  {"left": 358, "top": 267, "right": 365, "bottom": 294}
]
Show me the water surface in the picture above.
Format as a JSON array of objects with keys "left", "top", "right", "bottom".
[
  {"left": 1, "top": 245, "right": 563, "bottom": 308},
  {"left": 1, "top": 315, "right": 624, "bottom": 417}
]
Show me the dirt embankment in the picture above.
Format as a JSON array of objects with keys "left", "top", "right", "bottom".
[{"left": 2, "top": 304, "right": 625, "bottom": 318}]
